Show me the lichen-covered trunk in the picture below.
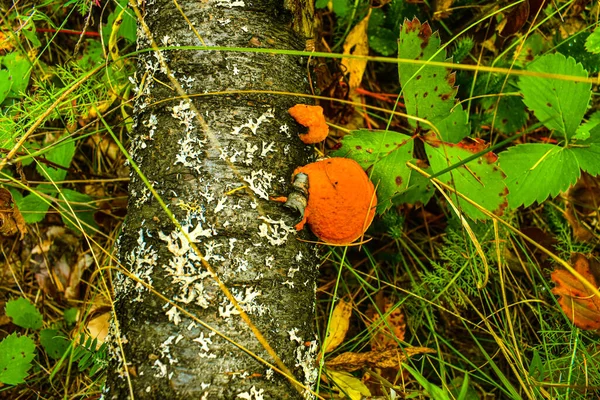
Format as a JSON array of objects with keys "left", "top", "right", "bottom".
[{"left": 104, "top": 0, "right": 318, "bottom": 398}]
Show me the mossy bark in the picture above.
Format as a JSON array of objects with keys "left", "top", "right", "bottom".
[{"left": 104, "top": 0, "right": 317, "bottom": 398}]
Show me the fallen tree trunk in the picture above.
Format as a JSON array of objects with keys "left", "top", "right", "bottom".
[{"left": 105, "top": 0, "right": 318, "bottom": 398}]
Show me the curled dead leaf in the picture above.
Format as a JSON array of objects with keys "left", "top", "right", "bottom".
[
  {"left": 551, "top": 253, "right": 600, "bottom": 330},
  {"left": 0, "top": 188, "right": 27, "bottom": 239},
  {"left": 326, "top": 347, "right": 436, "bottom": 372}
]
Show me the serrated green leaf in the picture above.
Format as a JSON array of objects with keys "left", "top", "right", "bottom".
[
  {"left": 315, "top": 0, "right": 329, "bottom": 8},
  {"left": 331, "top": 130, "right": 415, "bottom": 213},
  {"left": 5, "top": 297, "right": 43, "bottom": 330},
  {"left": 398, "top": 18, "right": 470, "bottom": 142},
  {"left": 36, "top": 134, "right": 76, "bottom": 182},
  {"left": 435, "top": 107, "right": 470, "bottom": 144},
  {"left": 0, "top": 333, "right": 36, "bottom": 385},
  {"left": 369, "top": 27, "right": 397, "bottom": 55},
  {"left": 425, "top": 139, "right": 507, "bottom": 220},
  {"left": 58, "top": 189, "right": 98, "bottom": 235},
  {"left": 332, "top": 0, "right": 350, "bottom": 17},
  {"left": 519, "top": 53, "right": 591, "bottom": 140},
  {"left": 16, "top": 185, "right": 56, "bottom": 224},
  {"left": 557, "top": 32, "right": 600, "bottom": 75},
  {"left": 574, "top": 110, "right": 600, "bottom": 140},
  {"left": 585, "top": 28, "right": 600, "bottom": 54},
  {"left": 0, "top": 70, "right": 12, "bottom": 103},
  {"left": 40, "top": 329, "right": 70, "bottom": 360},
  {"left": 570, "top": 125, "right": 600, "bottom": 176},
  {"left": 499, "top": 144, "right": 580, "bottom": 208},
  {"left": 481, "top": 95, "right": 527, "bottom": 134}
]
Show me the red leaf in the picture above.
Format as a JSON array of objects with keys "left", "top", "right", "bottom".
[{"left": 551, "top": 253, "right": 600, "bottom": 330}]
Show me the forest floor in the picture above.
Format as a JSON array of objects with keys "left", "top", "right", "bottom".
[{"left": 1, "top": 1, "right": 600, "bottom": 399}]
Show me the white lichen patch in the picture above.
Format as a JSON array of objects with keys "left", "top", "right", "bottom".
[
  {"left": 165, "top": 305, "right": 182, "bottom": 325},
  {"left": 260, "top": 141, "right": 275, "bottom": 158},
  {"left": 214, "top": 196, "right": 228, "bottom": 213},
  {"left": 243, "top": 142, "right": 259, "bottom": 166},
  {"left": 279, "top": 123, "right": 291, "bottom": 137},
  {"left": 140, "top": 114, "right": 158, "bottom": 148},
  {"left": 219, "top": 286, "right": 264, "bottom": 319},
  {"left": 295, "top": 338, "right": 319, "bottom": 400},
  {"left": 236, "top": 386, "right": 265, "bottom": 400},
  {"left": 243, "top": 170, "right": 275, "bottom": 200},
  {"left": 159, "top": 222, "right": 213, "bottom": 256},
  {"left": 116, "top": 228, "right": 158, "bottom": 301},
  {"left": 193, "top": 331, "right": 216, "bottom": 358},
  {"left": 231, "top": 109, "right": 274, "bottom": 136},
  {"left": 174, "top": 131, "right": 205, "bottom": 174},
  {"left": 171, "top": 100, "right": 197, "bottom": 132},
  {"left": 257, "top": 216, "right": 296, "bottom": 246},
  {"left": 215, "top": 0, "right": 245, "bottom": 8}
]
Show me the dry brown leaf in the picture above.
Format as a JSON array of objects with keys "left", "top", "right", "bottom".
[
  {"left": 551, "top": 253, "right": 600, "bottom": 330},
  {"left": 323, "top": 298, "right": 353, "bottom": 353},
  {"left": 565, "top": 173, "right": 600, "bottom": 242},
  {"left": 341, "top": 10, "right": 370, "bottom": 92},
  {"left": 0, "top": 188, "right": 27, "bottom": 239},
  {"left": 433, "top": 0, "right": 455, "bottom": 20},
  {"left": 87, "top": 312, "right": 110, "bottom": 345},
  {"left": 326, "top": 347, "right": 436, "bottom": 372},
  {"left": 365, "top": 296, "right": 406, "bottom": 350}
]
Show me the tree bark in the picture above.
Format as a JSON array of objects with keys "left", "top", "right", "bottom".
[{"left": 105, "top": 0, "right": 318, "bottom": 398}]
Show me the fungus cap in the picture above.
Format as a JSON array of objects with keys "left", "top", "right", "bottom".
[
  {"left": 293, "top": 157, "right": 377, "bottom": 244},
  {"left": 288, "top": 104, "right": 329, "bottom": 144}
]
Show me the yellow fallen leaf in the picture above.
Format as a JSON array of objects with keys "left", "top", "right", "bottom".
[
  {"left": 341, "top": 10, "right": 371, "bottom": 92},
  {"left": 323, "top": 298, "right": 352, "bottom": 353},
  {"left": 328, "top": 370, "right": 371, "bottom": 400}
]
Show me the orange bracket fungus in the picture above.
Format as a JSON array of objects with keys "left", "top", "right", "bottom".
[
  {"left": 288, "top": 104, "right": 329, "bottom": 144},
  {"left": 283, "top": 157, "right": 377, "bottom": 245}
]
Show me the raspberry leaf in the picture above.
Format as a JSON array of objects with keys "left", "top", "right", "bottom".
[{"left": 0, "top": 333, "right": 36, "bottom": 385}]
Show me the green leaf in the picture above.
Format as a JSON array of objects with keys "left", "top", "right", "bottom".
[
  {"left": 570, "top": 125, "right": 600, "bottom": 176},
  {"left": 328, "top": 370, "right": 371, "bottom": 400},
  {"left": 16, "top": 185, "right": 56, "bottom": 224},
  {"left": 331, "top": 129, "right": 415, "bottom": 213},
  {"left": 36, "top": 134, "right": 76, "bottom": 182},
  {"left": 5, "top": 297, "right": 43, "bottom": 330},
  {"left": 103, "top": 0, "right": 137, "bottom": 44},
  {"left": 64, "top": 308, "right": 78, "bottom": 325},
  {"left": 315, "top": 0, "right": 329, "bottom": 8},
  {"left": 557, "top": 32, "right": 600, "bottom": 74},
  {"left": 519, "top": 53, "right": 591, "bottom": 140},
  {"left": 392, "top": 160, "right": 435, "bottom": 206},
  {"left": 331, "top": 0, "right": 350, "bottom": 17},
  {"left": 58, "top": 189, "right": 99, "bottom": 234},
  {"left": 369, "top": 27, "right": 397, "bottom": 55},
  {"left": 398, "top": 18, "right": 470, "bottom": 143},
  {"left": 40, "top": 329, "right": 70, "bottom": 360},
  {"left": 499, "top": 144, "right": 580, "bottom": 208},
  {"left": 0, "top": 70, "right": 12, "bottom": 103},
  {"left": 2, "top": 52, "right": 32, "bottom": 98},
  {"left": 481, "top": 95, "right": 527, "bottom": 134},
  {"left": 0, "top": 333, "right": 36, "bottom": 385},
  {"left": 425, "top": 138, "right": 508, "bottom": 220},
  {"left": 574, "top": 110, "right": 600, "bottom": 140},
  {"left": 585, "top": 28, "right": 600, "bottom": 54}
]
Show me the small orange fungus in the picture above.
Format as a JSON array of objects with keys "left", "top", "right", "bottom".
[
  {"left": 292, "top": 158, "right": 377, "bottom": 244},
  {"left": 288, "top": 104, "right": 329, "bottom": 144}
]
